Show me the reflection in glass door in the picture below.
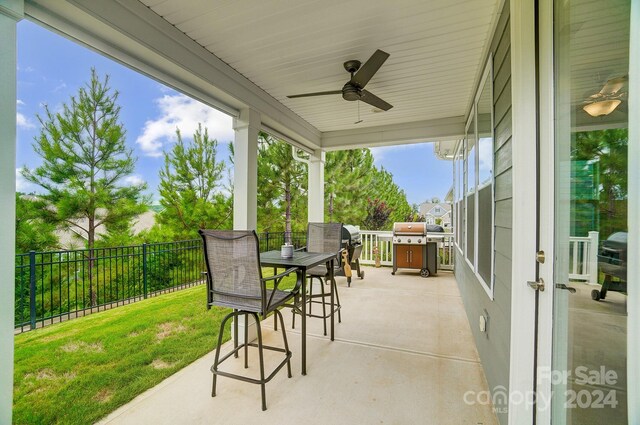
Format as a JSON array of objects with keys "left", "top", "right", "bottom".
[{"left": 552, "top": 0, "right": 630, "bottom": 423}]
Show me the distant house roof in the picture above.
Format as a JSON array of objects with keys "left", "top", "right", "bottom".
[{"left": 419, "top": 202, "right": 451, "bottom": 218}]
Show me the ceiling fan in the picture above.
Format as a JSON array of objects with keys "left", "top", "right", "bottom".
[
  {"left": 287, "top": 49, "right": 393, "bottom": 111},
  {"left": 582, "top": 75, "right": 627, "bottom": 117}
]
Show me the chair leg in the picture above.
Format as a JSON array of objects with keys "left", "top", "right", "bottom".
[
  {"left": 252, "top": 312, "right": 267, "bottom": 411},
  {"left": 308, "top": 276, "right": 314, "bottom": 315},
  {"left": 318, "top": 277, "right": 327, "bottom": 336},
  {"left": 233, "top": 309, "right": 239, "bottom": 358},
  {"left": 212, "top": 311, "right": 235, "bottom": 397},
  {"left": 275, "top": 309, "right": 292, "bottom": 378},
  {"left": 244, "top": 312, "right": 249, "bottom": 369},
  {"left": 292, "top": 293, "right": 298, "bottom": 329},
  {"left": 333, "top": 278, "right": 342, "bottom": 323}
]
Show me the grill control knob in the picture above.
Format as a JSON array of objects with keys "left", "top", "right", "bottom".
[
  {"left": 397, "top": 238, "right": 401, "bottom": 243},
  {"left": 407, "top": 238, "right": 411, "bottom": 243},
  {"left": 417, "top": 238, "right": 421, "bottom": 244}
]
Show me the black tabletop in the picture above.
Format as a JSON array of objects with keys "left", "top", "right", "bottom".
[{"left": 260, "top": 250, "right": 335, "bottom": 269}]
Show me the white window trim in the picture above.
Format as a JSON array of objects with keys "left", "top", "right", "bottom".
[
  {"left": 473, "top": 55, "right": 495, "bottom": 298},
  {"left": 460, "top": 54, "right": 495, "bottom": 300},
  {"left": 464, "top": 110, "right": 475, "bottom": 272}
]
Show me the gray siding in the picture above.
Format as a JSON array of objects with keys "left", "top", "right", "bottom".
[{"left": 454, "top": 2, "right": 512, "bottom": 425}]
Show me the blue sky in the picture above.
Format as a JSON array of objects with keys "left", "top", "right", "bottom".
[{"left": 16, "top": 20, "right": 452, "bottom": 206}]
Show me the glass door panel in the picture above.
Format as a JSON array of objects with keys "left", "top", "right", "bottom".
[{"left": 552, "top": 0, "right": 630, "bottom": 423}]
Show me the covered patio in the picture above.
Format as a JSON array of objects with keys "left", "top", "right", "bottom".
[{"left": 98, "top": 266, "right": 498, "bottom": 424}]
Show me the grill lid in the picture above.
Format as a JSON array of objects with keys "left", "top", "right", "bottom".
[
  {"left": 342, "top": 225, "right": 361, "bottom": 244},
  {"left": 393, "top": 222, "right": 427, "bottom": 235}
]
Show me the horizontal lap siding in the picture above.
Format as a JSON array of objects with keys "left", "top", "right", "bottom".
[{"left": 454, "top": 2, "right": 512, "bottom": 425}]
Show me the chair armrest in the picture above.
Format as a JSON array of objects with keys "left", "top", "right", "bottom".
[
  {"left": 262, "top": 267, "right": 299, "bottom": 283},
  {"left": 262, "top": 267, "right": 302, "bottom": 310}
]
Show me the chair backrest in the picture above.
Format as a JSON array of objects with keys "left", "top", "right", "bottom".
[
  {"left": 306, "top": 222, "right": 343, "bottom": 256},
  {"left": 199, "top": 230, "right": 265, "bottom": 313}
]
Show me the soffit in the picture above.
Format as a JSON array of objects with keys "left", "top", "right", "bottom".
[{"left": 141, "top": 0, "right": 500, "bottom": 133}]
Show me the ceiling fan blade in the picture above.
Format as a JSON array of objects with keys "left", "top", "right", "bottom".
[
  {"left": 360, "top": 90, "right": 393, "bottom": 111},
  {"left": 350, "top": 49, "right": 390, "bottom": 89},
  {"left": 287, "top": 90, "right": 342, "bottom": 99}
]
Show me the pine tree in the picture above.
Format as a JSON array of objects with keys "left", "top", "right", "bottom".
[
  {"left": 324, "top": 149, "right": 375, "bottom": 225},
  {"left": 15, "top": 194, "right": 58, "bottom": 253},
  {"left": 23, "top": 68, "right": 147, "bottom": 304},
  {"left": 157, "top": 123, "right": 232, "bottom": 239},
  {"left": 257, "top": 133, "right": 307, "bottom": 239}
]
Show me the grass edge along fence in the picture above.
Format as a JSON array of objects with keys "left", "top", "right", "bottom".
[{"left": 15, "top": 231, "right": 306, "bottom": 332}]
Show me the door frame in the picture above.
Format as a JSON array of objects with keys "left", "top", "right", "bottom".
[
  {"left": 507, "top": 0, "right": 539, "bottom": 423},
  {"left": 536, "top": 0, "right": 640, "bottom": 422},
  {"left": 535, "top": 0, "right": 555, "bottom": 422}
]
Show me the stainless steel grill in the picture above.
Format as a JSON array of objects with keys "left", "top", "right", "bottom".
[{"left": 391, "top": 222, "right": 437, "bottom": 277}]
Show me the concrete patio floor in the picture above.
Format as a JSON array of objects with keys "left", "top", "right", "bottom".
[{"left": 98, "top": 266, "right": 498, "bottom": 425}]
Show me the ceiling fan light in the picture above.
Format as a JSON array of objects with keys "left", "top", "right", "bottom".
[{"left": 583, "top": 99, "right": 621, "bottom": 117}]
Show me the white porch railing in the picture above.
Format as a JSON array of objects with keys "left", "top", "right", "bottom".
[
  {"left": 360, "top": 230, "right": 598, "bottom": 281},
  {"left": 359, "top": 230, "right": 455, "bottom": 271},
  {"left": 360, "top": 231, "right": 394, "bottom": 266},
  {"left": 568, "top": 231, "right": 599, "bottom": 283}
]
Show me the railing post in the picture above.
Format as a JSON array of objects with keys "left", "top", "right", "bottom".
[
  {"left": 588, "top": 231, "right": 599, "bottom": 284},
  {"left": 29, "top": 251, "right": 36, "bottom": 330},
  {"left": 265, "top": 232, "right": 270, "bottom": 251},
  {"left": 142, "top": 243, "right": 148, "bottom": 299}
]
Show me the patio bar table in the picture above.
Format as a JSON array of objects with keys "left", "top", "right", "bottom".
[{"left": 260, "top": 250, "right": 336, "bottom": 375}]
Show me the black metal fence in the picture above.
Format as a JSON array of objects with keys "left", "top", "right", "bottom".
[{"left": 14, "top": 232, "right": 306, "bottom": 332}]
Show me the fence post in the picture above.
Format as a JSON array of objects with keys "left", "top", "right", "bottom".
[
  {"left": 142, "top": 243, "right": 148, "bottom": 299},
  {"left": 588, "top": 231, "right": 599, "bottom": 284},
  {"left": 29, "top": 251, "right": 36, "bottom": 330},
  {"left": 265, "top": 232, "right": 270, "bottom": 251}
]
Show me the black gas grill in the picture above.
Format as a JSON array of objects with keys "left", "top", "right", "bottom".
[
  {"left": 336, "top": 225, "right": 365, "bottom": 286},
  {"left": 592, "top": 231, "right": 627, "bottom": 301}
]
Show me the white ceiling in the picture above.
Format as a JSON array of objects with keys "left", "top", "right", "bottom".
[{"left": 141, "top": 0, "right": 501, "bottom": 133}]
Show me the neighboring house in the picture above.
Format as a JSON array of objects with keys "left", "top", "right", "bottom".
[
  {"left": 20, "top": 195, "right": 159, "bottom": 249},
  {"left": 56, "top": 209, "right": 158, "bottom": 249},
  {"left": 418, "top": 199, "right": 452, "bottom": 228}
]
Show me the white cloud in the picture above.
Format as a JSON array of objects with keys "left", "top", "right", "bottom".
[
  {"left": 136, "top": 94, "right": 234, "bottom": 157},
  {"left": 16, "top": 99, "right": 35, "bottom": 129},
  {"left": 123, "top": 175, "right": 145, "bottom": 186},
  {"left": 52, "top": 82, "right": 67, "bottom": 93},
  {"left": 369, "top": 144, "right": 416, "bottom": 166},
  {"left": 16, "top": 168, "right": 37, "bottom": 193},
  {"left": 16, "top": 112, "right": 35, "bottom": 129}
]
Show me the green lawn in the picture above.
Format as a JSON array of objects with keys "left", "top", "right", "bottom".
[{"left": 13, "top": 269, "right": 297, "bottom": 425}]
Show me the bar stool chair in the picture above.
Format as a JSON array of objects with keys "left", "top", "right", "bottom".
[
  {"left": 292, "top": 222, "right": 343, "bottom": 335},
  {"left": 199, "top": 229, "right": 302, "bottom": 411}
]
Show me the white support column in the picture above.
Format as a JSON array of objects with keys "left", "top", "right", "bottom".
[
  {"left": 232, "top": 108, "right": 260, "bottom": 230},
  {"left": 508, "top": 0, "right": 538, "bottom": 423},
  {"left": 307, "top": 149, "right": 325, "bottom": 223},
  {"left": 0, "top": 1, "right": 23, "bottom": 423}
]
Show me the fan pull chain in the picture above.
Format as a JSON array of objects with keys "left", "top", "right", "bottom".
[{"left": 355, "top": 101, "right": 363, "bottom": 124}]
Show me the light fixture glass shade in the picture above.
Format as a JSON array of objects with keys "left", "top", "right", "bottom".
[{"left": 583, "top": 99, "right": 622, "bottom": 117}]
